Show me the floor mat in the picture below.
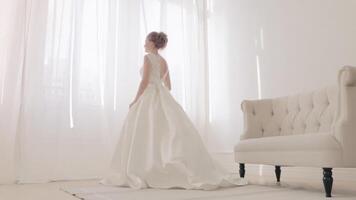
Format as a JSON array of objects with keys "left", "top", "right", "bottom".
[{"left": 61, "top": 184, "right": 356, "bottom": 200}]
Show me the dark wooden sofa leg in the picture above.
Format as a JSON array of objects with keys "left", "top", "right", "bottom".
[
  {"left": 323, "top": 168, "right": 333, "bottom": 197},
  {"left": 239, "top": 163, "right": 245, "bottom": 178},
  {"left": 275, "top": 166, "right": 281, "bottom": 182}
]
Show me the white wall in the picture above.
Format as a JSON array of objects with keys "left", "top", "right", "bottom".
[
  {"left": 207, "top": 0, "right": 356, "bottom": 152},
  {"left": 208, "top": 0, "right": 356, "bottom": 181},
  {"left": 211, "top": 0, "right": 356, "bottom": 98}
]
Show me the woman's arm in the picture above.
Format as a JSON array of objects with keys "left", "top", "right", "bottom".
[
  {"left": 130, "top": 55, "right": 151, "bottom": 108},
  {"left": 162, "top": 60, "right": 171, "bottom": 91}
]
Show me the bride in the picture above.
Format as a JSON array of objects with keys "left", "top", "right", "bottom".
[{"left": 100, "top": 31, "right": 247, "bottom": 190}]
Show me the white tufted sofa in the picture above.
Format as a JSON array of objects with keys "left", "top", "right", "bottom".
[{"left": 234, "top": 66, "right": 356, "bottom": 197}]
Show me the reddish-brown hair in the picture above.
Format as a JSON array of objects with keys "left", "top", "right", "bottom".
[{"left": 146, "top": 32, "right": 168, "bottom": 49}]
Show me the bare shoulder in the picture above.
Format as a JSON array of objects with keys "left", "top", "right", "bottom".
[
  {"left": 141, "top": 56, "right": 151, "bottom": 76},
  {"left": 143, "top": 55, "right": 151, "bottom": 66}
]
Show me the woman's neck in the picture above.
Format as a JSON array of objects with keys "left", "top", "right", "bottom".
[{"left": 148, "top": 49, "right": 159, "bottom": 55}]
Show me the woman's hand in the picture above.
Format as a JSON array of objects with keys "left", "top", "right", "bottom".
[{"left": 129, "top": 101, "right": 136, "bottom": 108}]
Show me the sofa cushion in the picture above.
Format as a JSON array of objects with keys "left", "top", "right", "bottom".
[
  {"left": 235, "top": 133, "right": 340, "bottom": 152},
  {"left": 234, "top": 133, "right": 343, "bottom": 167}
]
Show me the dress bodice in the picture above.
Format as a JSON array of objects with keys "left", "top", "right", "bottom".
[{"left": 140, "top": 53, "right": 162, "bottom": 84}]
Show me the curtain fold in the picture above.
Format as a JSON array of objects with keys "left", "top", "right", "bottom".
[{"left": 0, "top": 0, "right": 28, "bottom": 184}]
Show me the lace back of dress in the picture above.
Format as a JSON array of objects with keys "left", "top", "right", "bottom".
[{"left": 146, "top": 54, "right": 162, "bottom": 84}]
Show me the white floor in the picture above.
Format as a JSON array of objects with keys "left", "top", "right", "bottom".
[
  {"left": 1, "top": 154, "right": 356, "bottom": 200},
  {"left": 1, "top": 177, "right": 356, "bottom": 200}
]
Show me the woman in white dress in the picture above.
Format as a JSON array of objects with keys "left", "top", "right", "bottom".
[{"left": 101, "top": 32, "right": 247, "bottom": 190}]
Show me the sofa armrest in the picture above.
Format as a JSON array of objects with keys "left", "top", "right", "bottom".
[
  {"left": 334, "top": 66, "right": 356, "bottom": 166},
  {"left": 240, "top": 99, "right": 273, "bottom": 140},
  {"left": 335, "top": 66, "right": 356, "bottom": 122},
  {"left": 339, "top": 66, "right": 356, "bottom": 86}
]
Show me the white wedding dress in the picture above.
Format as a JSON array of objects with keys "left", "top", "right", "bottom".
[{"left": 100, "top": 53, "right": 247, "bottom": 190}]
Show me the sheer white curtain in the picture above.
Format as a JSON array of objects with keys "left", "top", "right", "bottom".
[
  {"left": 0, "top": 0, "right": 27, "bottom": 184},
  {"left": 0, "top": 0, "right": 209, "bottom": 183}
]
